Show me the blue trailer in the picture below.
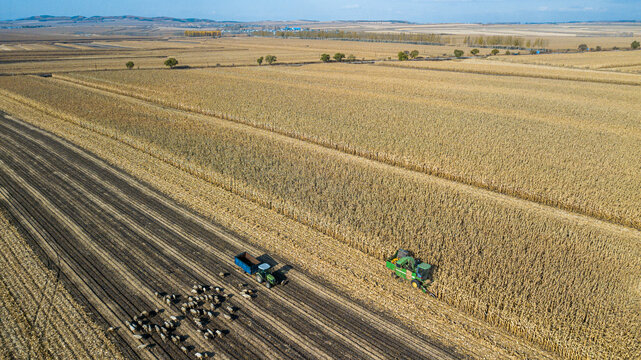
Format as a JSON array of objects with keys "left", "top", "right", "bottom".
[{"left": 234, "top": 252, "right": 277, "bottom": 288}]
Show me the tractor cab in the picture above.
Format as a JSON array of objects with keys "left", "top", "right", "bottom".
[{"left": 256, "top": 263, "right": 277, "bottom": 288}]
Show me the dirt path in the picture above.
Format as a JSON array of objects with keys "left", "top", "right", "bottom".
[{"left": 0, "top": 113, "right": 457, "bottom": 359}]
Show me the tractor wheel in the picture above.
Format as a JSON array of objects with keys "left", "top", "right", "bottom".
[
  {"left": 411, "top": 280, "right": 420, "bottom": 289},
  {"left": 256, "top": 274, "right": 264, "bottom": 283},
  {"left": 265, "top": 282, "right": 272, "bottom": 289}
]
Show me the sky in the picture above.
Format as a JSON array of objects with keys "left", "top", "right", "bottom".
[{"left": 3, "top": 0, "right": 641, "bottom": 23}]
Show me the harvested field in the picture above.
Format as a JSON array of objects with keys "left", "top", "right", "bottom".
[
  {"left": 56, "top": 64, "right": 641, "bottom": 231},
  {"left": 0, "top": 74, "right": 639, "bottom": 359},
  {"left": 0, "top": 110, "right": 456, "bottom": 359},
  {"left": 0, "top": 208, "right": 124, "bottom": 359}
]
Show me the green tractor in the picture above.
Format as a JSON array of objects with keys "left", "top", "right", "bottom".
[
  {"left": 235, "top": 252, "right": 278, "bottom": 288},
  {"left": 386, "top": 249, "right": 433, "bottom": 293},
  {"left": 254, "top": 263, "right": 277, "bottom": 289}
]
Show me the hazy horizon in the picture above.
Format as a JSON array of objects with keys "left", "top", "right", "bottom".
[{"left": 3, "top": 1, "right": 641, "bottom": 24}]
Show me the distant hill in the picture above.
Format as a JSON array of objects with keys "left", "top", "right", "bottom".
[{"left": 16, "top": 15, "right": 226, "bottom": 23}]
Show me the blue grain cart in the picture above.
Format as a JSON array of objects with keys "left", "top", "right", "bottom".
[{"left": 234, "top": 252, "right": 277, "bottom": 288}]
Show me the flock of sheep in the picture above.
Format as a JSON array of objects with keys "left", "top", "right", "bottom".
[{"left": 109, "top": 276, "right": 255, "bottom": 359}]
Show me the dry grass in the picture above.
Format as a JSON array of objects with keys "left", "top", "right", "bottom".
[
  {"left": 59, "top": 64, "right": 641, "bottom": 232},
  {"left": 0, "top": 209, "right": 124, "bottom": 360},
  {"left": 0, "top": 75, "right": 639, "bottom": 359}
]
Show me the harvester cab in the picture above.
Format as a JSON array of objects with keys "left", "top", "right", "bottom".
[{"left": 386, "top": 249, "right": 433, "bottom": 293}]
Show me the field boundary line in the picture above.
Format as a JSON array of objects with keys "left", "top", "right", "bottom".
[{"left": 50, "top": 74, "right": 641, "bottom": 232}]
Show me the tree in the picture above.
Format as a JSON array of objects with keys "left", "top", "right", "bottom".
[
  {"left": 333, "top": 53, "right": 345, "bottom": 62},
  {"left": 530, "top": 49, "right": 537, "bottom": 54},
  {"left": 257, "top": 56, "right": 263, "bottom": 65},
  {"left": 320, "top": 53, "right": 331, "bottom": 62},
  {"left": 632, "top": 40, "right": 640, "bottom": 50},
  {"left": 409, "top": 50, "right": 419, "bottom": 59},
  {"left": 346, "top": 54, "right": 356, "bottom": 62},
  {"left": 164, "top": 58, "right": 178, "bottom": 68},
  {"left": 397, "top": 51, "right": 409, "bottom": 61},
  {"left": 578, "top": 44, "right": 588, "bottom": 52},
  {"left": 470, "top": 48, "right": 480, "bottom": 56},
  {"left": 595, "top": 46, "right": 602, "bottom": 51},
  {"left": 491, "top": 49, "right": 500, "bottom": 56},
  {"left": 505, "top": 50, "right": 511, "bottom": 55},
  {"left": 453, "top": 49, "right": 464, "bottom": 58},
  {"left": 126, "top": 61, "right": 134, "bottom": 69},
  {"left": 265, "top": 55, "right": 277, "bottom": 64}
]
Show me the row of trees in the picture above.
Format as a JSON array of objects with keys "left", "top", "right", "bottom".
[
  {"left": 257, "top": 55, "right": 277, "bottom": 65},
  {"left": 254, "top": 30, "right": 444, "bottom": 45},
  {"left": 397, "top": 50, "right": 420, "bottom": 60},
  {"left": 184, "top": 30, "right": 222, "bottom": 37},
  {"left": 463, "top": 35, "right": 548, "bottom": 48},
  {"left": 578, "top": 40, "right": 640, "bottom": 52},
  {"left": 321, "top": 53, "right": 357, "bottom": 62},
  {"left": 125, "top": 58, "right": 179, "bottom": 69}
]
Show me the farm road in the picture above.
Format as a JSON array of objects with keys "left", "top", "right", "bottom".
[{"left": 0, "top": 113, "right": 456, "bottom": 360}]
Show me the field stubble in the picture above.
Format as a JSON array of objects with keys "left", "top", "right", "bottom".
[
  {"left": 0, "top": 208, "right": 124, "bottom": 360},
  {"left": 0, "top": 74, "right": 638, "bottom": 359}
]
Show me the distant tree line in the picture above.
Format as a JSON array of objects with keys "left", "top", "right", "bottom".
[
  {"left": 253, "top": 30, "right": 444, "bottom": 45},
  {"left": 463, "top": 35, "right": 548, "bottom": 48},
  {"left": 184, "top": 30, "right": 222, "bottom": 37}
]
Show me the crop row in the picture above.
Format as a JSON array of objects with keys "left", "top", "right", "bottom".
[
  {"left": 59, "top": 64, "right": 641, "bottom": 232},
  {"left": 0, "top": 75, "right": 639, "bottom": 359}
]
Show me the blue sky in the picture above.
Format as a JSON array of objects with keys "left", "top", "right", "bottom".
[{"left": 3, "top": 0, "right": 640, "bottom": 23}]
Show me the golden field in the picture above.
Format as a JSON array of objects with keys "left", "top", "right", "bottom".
[
  {"left": 58, "top": 63, "right": 641, "bottom": 232},
  {"left": 0, "top": 72, "right": 639, "bottom": 359},
  {"left": 493, "top": 49, "right": 641, "bottom": 69},
  {"left": 378, "top": 58, "right": 641, "bottom": 84}
]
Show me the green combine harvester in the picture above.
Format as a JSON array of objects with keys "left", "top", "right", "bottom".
[{"left": 386, "top": 249, "right": 433, "bottom": 293}]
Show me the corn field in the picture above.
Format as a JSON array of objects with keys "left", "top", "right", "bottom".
[
  {"left": 0, "top": 74, "right": 639, "bottom": 359},
  {"left": 59, "top": 64, "right": 641, "bottom": 232}
]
